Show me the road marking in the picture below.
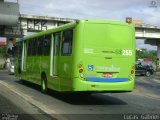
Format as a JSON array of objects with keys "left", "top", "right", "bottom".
[{"left": 0, "top": 81, "right": 68, "bottom": 120}]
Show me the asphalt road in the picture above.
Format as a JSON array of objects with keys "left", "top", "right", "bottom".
[{"left": 0, "top": 70, "right": 160, "bottom": 120}]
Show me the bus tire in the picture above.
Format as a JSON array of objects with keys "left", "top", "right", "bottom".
[{"left": 41, "top": 74, "right": 48, "bottom": 94}]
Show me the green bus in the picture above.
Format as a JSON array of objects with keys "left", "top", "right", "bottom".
[{"left": 14, "top": 20, "right": 135, "bottom": 93}]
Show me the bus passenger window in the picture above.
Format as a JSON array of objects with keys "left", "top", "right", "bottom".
[
  {"left": 61, "top": 30, "right": 73, "bottom": 56},
  {"left": 54, "top": 32, "right": 61, "bottom": 56},
  {"left": 37, "top": 38, "right": 43, "bottom": 56},
  {"left": 43, "top": 35, "right": 51, "bottom": 56},
  {"left": 27, "top": 40, "right": 32, "bottom": 56},
  {"left": 32, "top": 39, "right": 38, "bottom": 56}
]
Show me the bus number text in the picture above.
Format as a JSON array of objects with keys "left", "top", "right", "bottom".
[{"left": 122, "top": 50, "right": 132, "bottom": 56}]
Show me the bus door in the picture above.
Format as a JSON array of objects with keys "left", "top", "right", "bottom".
[
  {"left": 53, "top": 32, "right": 61, "bottom": 76},
  {"left": 22, "top": 41, "right": 27, "bottom": 72}
]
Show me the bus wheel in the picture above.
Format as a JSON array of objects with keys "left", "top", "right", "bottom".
[{"left": 41, "top": 74, "right": 47, "bottom": 94}]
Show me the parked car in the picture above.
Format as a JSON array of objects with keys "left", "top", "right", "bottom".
[{"left": 135, "top": 64, "right": 154, "bottom": 76}]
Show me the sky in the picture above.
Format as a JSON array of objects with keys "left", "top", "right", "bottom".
[{"left": 6, "top": 0, "right": 160, "bottom": 50}]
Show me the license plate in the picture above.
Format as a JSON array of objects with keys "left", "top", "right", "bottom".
[{"left": 103, "top": 73, "right": 112, "bottom": 78}]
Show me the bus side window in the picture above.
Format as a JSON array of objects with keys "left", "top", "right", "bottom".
[
  {"left": 43, "top": 35, "right": 51, "bottom": 56},
  {"left": 54, "top": 32, "right": 61, "bottom": 56},
  {"left": 37, "top": 37, "right": 43, "bottom": 56},
  {"left": 27, "top": 40, "right": 32, "bottom": 56},
  {"left": 61, "top": 29, "right": 73, "bottom": 56},
  {"left": 32, "top": 39, "right": 37, "bottom": 56}
]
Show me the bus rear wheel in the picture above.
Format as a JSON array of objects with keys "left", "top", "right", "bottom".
[{"left": 41, "top": 74, "right": 47, "bottom": 94}]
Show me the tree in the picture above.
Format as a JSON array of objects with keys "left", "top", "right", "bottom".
[
  {"left": 136, "top": 49, "right": 157, "bottom": 63},
  {"left": 0, "top": 46, "right": 7, "bottom": 58}
]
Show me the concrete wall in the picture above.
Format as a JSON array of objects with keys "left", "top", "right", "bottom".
[{"left": 0, "top": 1, "right": 19, "bottom": 25}]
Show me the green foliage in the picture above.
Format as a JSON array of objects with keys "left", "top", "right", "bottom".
[
  {"left": 136, "top": 50, "right": 157, "bottom": 63},
  {"left": 0, "top": 46, "right": 7, "bottom": 58}
]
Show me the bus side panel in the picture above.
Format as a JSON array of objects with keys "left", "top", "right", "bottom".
[
  {"left": 40, "top": 56, "right": 50, "bottom": 81},
  {"left": 26, "top": 56, "right": 34, "bottom": 82},
  {"left": 71, "top": 22, "right": 85, "bottom": 91},
  {"left": 58, "top": 57, "right": 73, "bottom": 91},
  {"left": 42, "top": 55, "right": 61, "bottom": 91},
  {"left": 31, "top": 56, "right": 42, "bottom": 84}
]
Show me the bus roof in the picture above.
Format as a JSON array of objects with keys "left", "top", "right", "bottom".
[
  {"left": 24, "top": 22, "right": 77, "bottom": 40},
  {"left": 80, "top": 20, "right": 133, "bottom": 26},
  {"left": 24, "top": 20, "right": 134, "bottom": 40}
]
